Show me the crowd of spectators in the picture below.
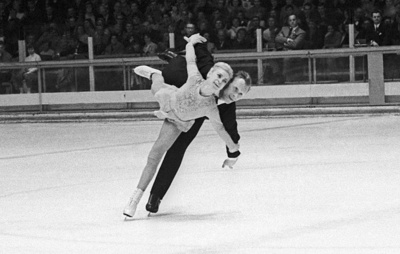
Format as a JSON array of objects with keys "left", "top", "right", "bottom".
[
  {"left": 1, "top": 0, "right": 400, "bottom": 92},
  {"left": 1, "top": 0, "right": 400, "bottom": 60}
]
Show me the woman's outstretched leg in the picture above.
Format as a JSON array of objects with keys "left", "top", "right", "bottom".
[
  {"left": 133, "top": 65, "right": 171, "bottom": 95},
  {"left": 123, "top": 120, "right": 182, "bottom": 218}
]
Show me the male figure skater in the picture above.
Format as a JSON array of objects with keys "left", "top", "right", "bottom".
[{"left": 146, "top": 34, "right": 251, "bottom": 213}]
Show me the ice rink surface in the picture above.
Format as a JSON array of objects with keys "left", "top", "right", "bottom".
[{"left": 1, "top": 115, "right": 400, "bottom": 254}]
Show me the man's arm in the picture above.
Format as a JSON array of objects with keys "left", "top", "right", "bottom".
[
  {"left": 286, "top": 29, "right": 306, "bottom": 49},
  {"left": 218, "top": 103, "right": 241, "bottom": 158}
]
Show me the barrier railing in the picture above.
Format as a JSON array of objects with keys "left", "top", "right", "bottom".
[{"left": 1, "top": 46, "right": 400, "bottom": 112}]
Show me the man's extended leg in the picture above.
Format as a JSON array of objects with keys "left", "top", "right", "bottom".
[{"left": 146, "top": 117, "right": 206, "bottom": 212}]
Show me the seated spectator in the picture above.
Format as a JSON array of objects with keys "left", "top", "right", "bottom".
[
  {"left": 280, "top": 0, "right": 300, "bottom": 22},
  {"left": 39, "top": 41, "right": 55, "bottom": 60},
  {"left": 231, "top": 27, "right": 252, "bottom": 49},
  {"left": 303, "top": 20, "right": 324, "bottom": 49},
  {"left": 157, "top": 32, "right": 170, "bottom": 53},
  {"left": 210, "top": 19, "right": 227, "bottom": 43},
  {"left": 263, "top": 17, "right": 280, "bottom": 50},
  {"left": 142, "top": 33, "right": 158, "bottom": 56},
  {"left": 202, "top": 31, "right": 216, "bottom": 53},
  {"left": 323, "top": 24, "right": 342, "bottom": 49},
  {"left": 280, "top": 4, "right": 297, "bottom": 27},
  {"left": 0, "top": 41, "right": 13, "bottom": 94},
  {"left": 214, "top": 29, "right": 232, "bottom": 51},
  {"left": 93, "top": 23, "right": 110, "bottom": 55},
  {"left": 175, "top": 21, "right": 197, "bottom": 51},
  {"left": 104, "top": 34, "right": 125, "bottom": 55},
  {"left": 54, "top": 31, "right": 77, "bottom": 58},
  {"left": 4, "top": 8, "right": 22, "bottom": 57},
  {"left": 227, "top": 17, "right": 245, "bottom": 40},
  {"left": 83, "top": 19, "right": 96, "bottom": 37},
  {"left": 124, "top": 35, "right": 142, "bottom": 55},
  {"left": 83, "top": 2, "right": 96, "bottom": 25},
  {"left": 298, "top": 2, "right": 319, "bottom": 26},
  {"left": 13, "top": 45, "right": 41, "bottom": 93},
  {"left": 245, "top": 0, "right": 267, "bottom": 21},
  {"left": 226, "top": 0, "right": 246, "bottom": 19}
]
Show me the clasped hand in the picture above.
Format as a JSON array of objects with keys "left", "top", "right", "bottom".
[{"left": 184, "top": 33, "right": 207, "bottom": 45}]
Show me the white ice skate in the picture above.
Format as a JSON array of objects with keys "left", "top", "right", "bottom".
[
  {"left": 133, "top": 65, "right": 162, "bottom": 80},
  {"left": 123, "top": 188, "right": 144, "bottom": 218}
]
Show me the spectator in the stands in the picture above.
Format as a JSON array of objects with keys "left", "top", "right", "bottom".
[
  {"left": 144, "top": 0, "right": 163, "bottom": 23},
  {"left": 43, "top": 5, "right": 61, "bottom": 25},
  {"left": 322, "top": 24, "right": 342, "bottom": 77},
  {"left": 66, "top": 15, "right": 78, "bottom": 36},
  {"left": 129, "top": 1, "right": 144, "bottom": 21},
  {"left": 304, "top": 20, "right": 324, "bottom": 49},
  {"left": 367, "top": 9, "right": 392, "bottom": 46},
  {"left": 158, "top": 12, "right": 173, "bottom": 34},
  {"left": 24, "top": 0, "right": 44, "bottom": 36},
  {"left": 93, "top": 23, "right": 110, "bottom": 55},
  {"left": 104, "top": 33, "right": 124, "bottom": 55},
  {"left": 323, "top": 24, "right": 343, "bottom": 49},
  {"left": 246, "top": 0, "right": 266, "bottom": 21},
  {"left": 231, "top": 26, "right": 252, "bottom": 49},
  {"left": 392, "top": 2, "right": 400, "bottom": 44},
  {"left": 120, "top": 0, "right": 132, "bottom": 18},
  {"left": 226, "top": 0, "right": 246, "bottom": 20},
  {"left": 383, "top": 0, "right": 397, "bottom": 20},
  {"left": 83, "top": 2, "right": 96, "bottom": 25},
  {"left": 214, "top": 29, "right": 232, "bottom": 51},
  {"left": 97, "top": 3, "right": 112, "bottom": 26},
  {"left": 4, "top": 7, "right": 22, "bottom": 57},
  {"left": 75, "top": 24, "right": 89, "bottom": 45},
  {"left": 210, "top": 18, "right": 227, "bottom": 42},
  {"left": 202, "top": 31, "right": 216, "bottom": 53},
  {"left": 197, "top": 20, "right": 210, "bottom": 36},
  {"left": 263, "top": 16, "right": 280, "bottom": 50},
  {"left": 298, "top": 2, "right": 319, "bottom": 26},
  {"left": 0, "top": 41, "right": 13, "bottom": 94},
  {"left": 111, "top": 1, "right": 123, "bottom": 25},
  {"left": 14, "top": 45, "right": 41, "bottom": 93},
  {"left": 124, "top": 35, "right": 142, "bottom": 55},
  {"left": 55, "top": 30, "right": 76, "bottom": 58},
  {"left": 316, "top": 4, "right": 330, "bottom": 34},
  {"left": 227, "top": 16, "right": 245, "bottom": 40},
  {"left": 275, "top": 14, "right": 306, "bottom": 83},
  {"left": 280, "top": 0, "right": 300, "bottom": 25},
  {"left": 142, "top": 33, "right": 158, "bottom": 56},
  {"left": 157, "top": 32, "right": 170, "bottom": 53},
  {"left": 175, "top": 21, "right": 196, "bottom": 51},
  {"left": 39, "top": 41, "right": 55, "bottom": 60}
]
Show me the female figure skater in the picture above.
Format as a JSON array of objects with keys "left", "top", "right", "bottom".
[{"left": 123, "top": 34, "right": 240, "bottom": 218}]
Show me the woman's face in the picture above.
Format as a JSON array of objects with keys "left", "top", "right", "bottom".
[{"left": 206, "top": 67, "right": 231, "bottom": 95}]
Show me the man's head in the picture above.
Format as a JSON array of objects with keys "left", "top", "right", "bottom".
[
  {"left": 184, "top": 22, "right": 196, "bottom": 37},
  {"left": 219, "top": 71, "right": 252, "bottom": 104},
  {"left": 27, "top": 45, "right": 35, "bottom": 55},
  {"left": 288, "top": 14, "right": 298, "bottom": 28},
  {"left": 372, "top": 10, "right": 382, "bottom": 25}
]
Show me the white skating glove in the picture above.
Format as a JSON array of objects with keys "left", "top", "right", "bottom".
[
  {"left": 222, "top": 157, "right": 238, "bottom": 169},
  {"left": 184, "top": 33, "right": 207, "bottom": 45}
]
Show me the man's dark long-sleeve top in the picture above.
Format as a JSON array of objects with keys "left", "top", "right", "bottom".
[{"left": 162, "top": 43, "right": 240, "bottom": 158}]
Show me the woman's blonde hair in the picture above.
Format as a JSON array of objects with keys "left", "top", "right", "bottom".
[{"left": 207, "top": 62, "right": 234, "bottom": 80}]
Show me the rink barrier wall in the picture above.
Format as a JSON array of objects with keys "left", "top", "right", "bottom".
[{"left": 1, "top": 46, "right": 400, "bottom": 113}]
